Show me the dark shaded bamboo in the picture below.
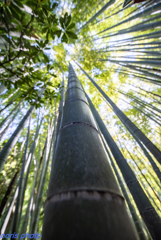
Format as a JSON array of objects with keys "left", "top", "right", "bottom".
[
  {"left": 0, "top": 92, "right": 20, "bottom": 114},
  {"left": 1, "top": 89, "right": 19, "bottom": 105},
  {"left": 138, "top": 87, "right": 161, "bottom": 99},
  {"left": 30, "top": 122, "right": 54, "bottom": 234},
  {"left": 117, "top": 135, "right": 161, "bottom": 211},
  {"left": 114, "top": 63, "right": 161, "bottom": 83},
  {"left": 98, "top": 2, "right": 161, "bottom": 35},
  {"left": 115, "top": 94, "right": 161, "bottom": 127},
  {"left": 0, "top": 107, "right": 20, "bottom": 141},
  {"left": 86, "top": 93, "right": 161, "bottom": 240},
  {"left": 0, "top": 100, "right": 22, "bottom": 129},
  {"left": 124, "top": 92, "right": 161, "bottom": 115},
  {"left": 0, "top": 105, "right": 35, "bottom": 172},
  {"left": 79, "top": 0, "right": 116, "bottom": 30},
  {"left": 119, "top": 119, "right": 161, "bottom": 183},
  {"left": 0, "top": 86, "right": 46, "bottom": 171},
  {"left": 118, "top": 126, "right": 161, "bottom": 188},
  {"left": 92, "top": 2, "right": 125, "bottom": 26},
  {"left": 103, "top": 140, "right": 147, "bottom": 240},
  {"left": 0, "top": 141, "right": 26, "bottom": 226},
  {"left": 126, "top": 149, "right": 161, "bottom": 208},
  {"left": 56, "top": 78, "right": 64, "bottom": 138},
  {"left": 0, "top": 170, "right": 19, "bottom": 218},
  {"left": 0, "top": 186, "right": 19, "bottom": 234},
  {"left": 104, "top": 86, "right": 161, "bottom": 123},
  {"left": 100, "top": 58, "right": 161, "bottom": 68},
  {"left": 18, "top": 139, "right": 45, "bottom": 239},
  {"left": 20, "top": 117, "right": 43, "bottom": 214},
  {"left": 11, "top": 119, "right": 30, "bottom": 236},
  {"left": 23, "top": 139, "right": 48, "bottom": 239},
  {"left": 42, "top": 63, "right": 137, "bottom": 240}
]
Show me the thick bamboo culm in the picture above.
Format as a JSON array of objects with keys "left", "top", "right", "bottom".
[{"left": 42, "top": 64, "right": 137, "bottom": 240}]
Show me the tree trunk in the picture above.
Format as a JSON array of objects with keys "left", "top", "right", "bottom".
[{"left": 42, "top": 64, "right": 137, "bottom": 240}]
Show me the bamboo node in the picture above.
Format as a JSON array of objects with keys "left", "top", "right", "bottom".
[
  {"left": 45, "top": 190, "right": 124, "bottom": 205},
  {"left": 59, "top": 121, "right": 99, "bottom": 134},
  {"left": 65, "top": 98, "right": 88, "bottom": 106}
]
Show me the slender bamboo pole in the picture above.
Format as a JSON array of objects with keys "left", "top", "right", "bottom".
[
  {"left": 0, "top": 105, "right": 35, "bottom": 172},
  {"left": 0, "top": 107, "right": 20, "bottom": 141},
  {"left": 0, "top": 92, "right": 20, "bottom": 114},
  {"left": 0, "top": 100, "right": 22, "bottom": 129},
  {"left": 11, "top": 119, "right": 31, "bottom": 235},
  {"left": 102, "top": 138, "right": 148, "bottom": 240},
  {"left": 0, "top": 170, "right": 19, "bottom": 218},
  {"left": 30, "top": 120, "right": 54, "bottom": 234}
]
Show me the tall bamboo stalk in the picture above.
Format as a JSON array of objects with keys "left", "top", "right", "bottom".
[
  {"left": 79, "top": 0, "right": 116, "bottom": 30},
  {"left": 42, "top": 64, "right": 137, "bottom": 240},
  {"left": 30, "top": 120, "right": 54, "bottom": 234},
  {"left": 0, "top": 105, "right": 35, "bottom": 172},
  {"left": 86, "top": 93, "right": 161, "bottom": 240},
  {"left": 0, "top": 100, "right": 22, "bottom": 129},
  {"left": 102, "top": 139, "right": 148, "bottom": 240},
  {"left": 0, "top": 107, "right": 20, "bottom": 141},
  {"left": 0, "top": 92, "right": 20, "bottom": 114},
  {"left": 0, "top": 170, "right": 19, "bottom": 218},
  {"left": 11, "top": 119, "right": 31, "bottom": 236}
]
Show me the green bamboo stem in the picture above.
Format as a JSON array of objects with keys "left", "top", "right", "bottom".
[
  {"left": 0, "top": 186, "right": 19, "bottom": 234},
  {"left": 119, "top": 120, "right": 161, "bottom": 184},
  {"left": 97, "top": 2, "right": 161, "bottom": 35},
  {"left": 1, "top": 89, "right": 19, "bottom": 105},
  {"left": 0, "top": 92, "right": 20, "bottom": 114},
  {"left": 42, "top": 63, "right": 137, "bottom": 240},
  {"left": 0, "top": 105, "right": 35, "bottom": 172},
  {"left": 103, "top": 139, "right": 148, "bottom": 240},
  {"left": 11, "top": 119, "right": 31, "bottom": 235},
  {"left": 0, "top": 100, "right": 22, "bottom": 129},
  {"left": 86, "top": 93, "right": 161, "bottom": 240},
  {"left": 0, "top": 107, "right": 20, "bottom": 141},
  {"left": 79, "top": 0, "right": 116, "bottom": 30},
  {"left": 30, "top": 121, "right": 54, "bottom": 234},
  {"left": 20, "top": 117, "right": 43, "bottom": 215},
  {"left": 0, "top": 170, "right": 19, "bottom": 218},
  {"left": 117, "top": 138, "right": 161, "bottom": 210},
  {"left": 18, "top": 144, "right": 42, "bottom": 240}
]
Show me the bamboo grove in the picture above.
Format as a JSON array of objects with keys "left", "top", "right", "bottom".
[{"left": 0, "top": 0, "right": 161, "bottom": 239}]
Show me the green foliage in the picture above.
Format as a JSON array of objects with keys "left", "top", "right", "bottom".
[
  {"left": 59, "top": 12, "right": 78, "bottom": 43},
  {"left": 0, "top": 0, "right": 77, "bottom": 105}
]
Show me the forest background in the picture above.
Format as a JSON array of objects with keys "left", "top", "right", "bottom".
[{"left": 0, "top": 0, "right": 161, "bottom": 239}]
